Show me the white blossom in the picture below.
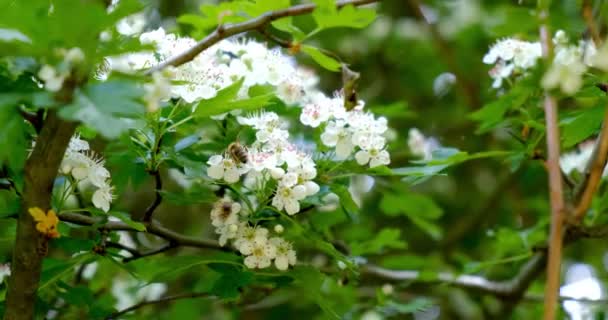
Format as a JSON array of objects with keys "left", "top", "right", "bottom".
[
  {"left": 206, "top": 154, "right": 245, "bottom": 183},
  {"left": 210, "top": 198, "right": 241, "bottom": 228},
  {"left": 59, "top": 136, "right": 114, "bottom": 212},
  {"left": 92, "top": 184, "right": 114, "bottom": 213},
  {"left": 407, "top": 128, "right": 439, "bottom": 160},
  {"left": 38, "top": 65, "right": 66, "bottom": 92},
  {"left": 542, "top": 46, "right": 586, "bottom": 95},
  {"left": 272, "top": 184, "right": 307, "bottom": 215},
  {"left": 243, "top": 239, "right": 276, "bottom": 269},
  {"left": 321, "top": 120, "right": 354, "bottom": 160},
  {"left": 269, "top": 237, "right": 296, "bottom": 271},
  {"left": 483, "top": 38, "right": 541, "bottom": 88},
  {"left": 143, "top": 71, "right": 171, "bottom": 112},
  {"left": 234, "top": 226, "right": 269, "bottom": 255}
]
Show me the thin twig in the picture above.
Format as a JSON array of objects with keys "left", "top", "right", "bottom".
[
  {"left": 105, "top": 292, "right": 212, "bottom": 319},
  {"left": 537, "top": 5, "right": 566, "bottom": 319},
  {"left": 123, "top": 242, "right": 178, "bottom": 263},
  {"left": 405, "top": 0, "right": 480, "bottom": 108},
  {"left": 142, "top": 170, "right": 162, "bottom": 222},
  {"left": 105, "top": 241, "right": 141, "bottom": 257},
  {"left": 573, "top": 106, "right": 608, "bottom": 221},
  {"left": 363, "top": 253, "right": 546, "bottom": 299},
  {"left": 582, "top": 0, "right": 602, "bottom": 46},
  {"left": 257, "top": 28, "right": 291, "bottom": 49},
  {"left": 147, "top": 0, "right": 379, "bottom": 73},
  {"left": 58, "top": 212, "right": 224, "bottom": 251}
]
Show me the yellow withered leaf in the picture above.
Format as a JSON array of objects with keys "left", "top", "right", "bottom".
[{"left": 28, "top": 207, "right": 60, "bottom": 239}]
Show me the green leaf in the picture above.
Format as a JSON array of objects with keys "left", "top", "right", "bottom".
[
  {"left": 560, "top": 105, "right": 604, "bottom": 148},
  {"left": 386, "top": 298, "right": 435, "bottom": 314},
  {"left": 0, "top": 189, "right": 19, "bottom": 218},
  {"left": 290, "top": 266, "right": 341, "bottom": 319},
  {"left": 108, "top": 211, "right": 146, "bottom": 232},
  {"left": 0, "top": 104, "right": 27, "bottom": 172},
  {"left": 39, "top": 254, "right": 91, "bottom": 291},
  {"left": 312, "top": 4, "right": 376, "bottom": 30},
  {"left": 129, "top": 253, "right": 241, "bottom": 283},
  {"left": 209, "top": 264, "right": 253, "bottom": 299},
  {"left": 380, "top": 192, "right": 443, "bottom": 240},
  {"left": 301, "top": 45, "right": 341, "bottom": 72},
  {"left": 349, "top": 228, "right": 407, "bottom": 256},
  {"left": 193, "top": 79, "right": 275, "bottom": 118},
  {"left": 331, "top": 184, "right": 359, "bottom": 217},
  {"left": 469, "top": 82, "right": 533, "bottom": 134},
  {"left": 59, "top": 80, "right": 145, "bottom": 139},
  {"left": 0, "top": 218, "right": 16, "bottom": 244}
]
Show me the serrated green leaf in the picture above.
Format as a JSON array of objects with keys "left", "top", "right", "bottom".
[
  {"left": 129, "top": 253, "right": 241, "bottom": 283},
  {"left": 0, "top": 104, "right": 27, "bottom": 172},
  {"left": 301, "top": 45, "right": 341, "bottom": 72},
  {"left": 350, "top": 228, "right": 407, "bottom": 256},
  {"left": 560, "top": 105, "right": 604, "bottom": 148},
  {"left": 380, "top": 192, "right": 443, "bottom": 239},
  {"left": 331, "top": 184, "right": 359, "bottom": 217},
  {"left": 59, "top": 80, "right": 145, "bottom": 139},
  {"left": 312, "top": 4, "right": 376, "bottom": 30},
  {"left": 209, "top": 264, "right": 253, "bottom": 299},
  {"left": 194, "top": 79, "right": 275, "bottom": 118}
]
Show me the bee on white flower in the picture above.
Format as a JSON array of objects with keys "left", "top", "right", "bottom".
[
  {"left": 269, "top": 237, "right": 296, "bottom": 271},
  {"left": 206, "top": 154, "right": 248, "bottom": 183},
  {"left": 321, "top": 120, "right": 355, "bottom": 160},
  {"left": 210, "top": 198, "right": 241, "bottom": 228}
]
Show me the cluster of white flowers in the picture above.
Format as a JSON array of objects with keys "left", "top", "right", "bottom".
[
  {"left": 38, "top": 47, "right": 85, "bottom": 92},
  {"left": 110, "top": 27, "right": 319, "bottom": 105},
  {"left": 207, "top": 111, "right": 320, "bottom": 215},
  {"left": 483, "top": 38, "right": 542, "bottom": 88},
  {"left": 210, "top": 197, "right": 296, "bottom": 271},
  {"left": 59, "top": 135, "right": 114, "bottom": 212},
  {"left": 300, "top": 93, "right": 391, "bottom": 168},
  {"left": 407, "top": 128, "right": 440, "bottom": 160},
  {"left": 484, "top": 30, "right": 598, "bottom": 94}
]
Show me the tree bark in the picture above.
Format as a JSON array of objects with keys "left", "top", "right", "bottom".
[{"left": 4, "top": 112, "right": 76, "bottom": 320}]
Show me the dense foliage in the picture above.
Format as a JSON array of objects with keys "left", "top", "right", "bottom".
[{"left": 1, "top": 0, "right": 608, "bottom": 319}]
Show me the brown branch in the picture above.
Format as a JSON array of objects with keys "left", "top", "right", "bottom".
[
  {"left": 405, "top": 0, "right": 480, "bottom": 108},
  {"left": 538, "top": 7, "right": 566, "bottom": 319},
  {"left": 147, "top": 0, "right": 379, "bottom": 73},
  {"left": 142, "top": 169, "right": 162, "bottom": 223},
  {"left": 257, "top": 28, "right": 291, "bottom": 49},
  {"left": 582, "top": 0, "right": 602, "bottom": 46},
  {"left": 573, "top": 104, "right": 608, "bottom": 221},
  {"left": 105, "top": 241, "right": 141, "bottom": 257},
  {"left": 105, "top": 292, "right": 212, "bottom": 319},
  {"left": 5, "top": 112, "right": 77, "bottom": 320},
  {"left": 363, "top": 253, "right": 546, "bottom": 299},
  {"left": 122, "top": 242, "right": 178, "bottom": 263},
  {"left": 58, "top": 212, "right": 223, "bottom": 251}
]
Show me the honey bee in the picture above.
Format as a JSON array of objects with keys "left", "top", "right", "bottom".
[
  {"left": 227, "top": 142, "right": 248, "bottom": 164},
  {"left": 220, "top": 201, "right": 233, "bottom": 219}
]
